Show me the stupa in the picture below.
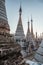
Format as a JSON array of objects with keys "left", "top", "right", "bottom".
[
  {"left": 0, "top": 0, "right": 27, "bottom": 65},
  {"left": 26, "top": 21, "right": 32, "bottom": 53},
  {"left": 25, "top": 18, "right": 37, "bottom": 60},
  {"left": 14, "top": 5, "right": 25, "bottom": 46},
  {"left": 34, "top": 40, "right": 43, "bottom": 64},
  {"left": 14, "top": 5, "right": 26, "bottom": 57},
  {"left": 26, "top": 19, "right": 35, "bottom": 55}
]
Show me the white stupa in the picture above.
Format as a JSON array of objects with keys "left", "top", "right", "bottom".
[
  {"left": 14, "top": 5, "right": 26, "bottom": 57},
  {"left": 26, "top": 19, "right": 36, "bottom": 54},
  {"left": 34, "top": 40, "right": 43, "bottom": 63},
  {"left": 14, "top": 5, "right": 25, "bottom": 46}
]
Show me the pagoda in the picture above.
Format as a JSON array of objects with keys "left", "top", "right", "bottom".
[
  {"left": 0, "top": 0, "right": 27, "bottom": 65},
  {"left": 15, "top": 5, "right": 25, "bottom": 45},
  {"left": 14, "top": 5, "right": 26, "bottom": 56},
  {"left": 25, "top": 18, "right": 37, "bottom": 59},
  {"left": 26, "top": 20, "right": 33, "bottom": 54}
]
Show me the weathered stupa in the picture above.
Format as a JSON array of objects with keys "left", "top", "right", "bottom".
[
  {"left": 0, "top": 0, "right": 10, "bottom": 33},
  {"left": 26, "top": 19, "right": 35, "bottom": 55},
  {"left": 26, "top": 20, "right": 33, "bottom": 54},
  {"left": 14, "top": 5, "right": 26, "bottom": 57},
  {"left": 34, "top": 40, "right": 43, "bottom": 64},
  {"left": 14, "top": 5, "right": 25, "bottom": 46},
  {"left": 24, "top": 18, "right": 37, "bottom": 60},
  {"left": 0, "top": 0, "right": 27, "bottom": 65}
]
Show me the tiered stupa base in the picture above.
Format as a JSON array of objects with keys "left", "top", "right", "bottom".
[
  {"left": 0, "top": 32, "right": 27, "bottom": 65},
  {"left": 0, "top": 18, "right": 10, "bottom": 33}
]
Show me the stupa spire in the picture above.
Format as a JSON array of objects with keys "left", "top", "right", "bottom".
[
  {"left": 31, "top": 15, "right": 33, "bottom": 36},
  {"left": 19, "top": 4, "right": 22, "bottom": 16},
  {"left": 18, "top": 4, "right": 22, "bottom": 26},
  {"left": 26, "top": 19, "right": 30, "bottom": 37},
  {"left": 26, "top": 19, "right": 30, "bottom": 42},
  {"left": 28, "top": 20, "right": 30, "bottom": 33}
]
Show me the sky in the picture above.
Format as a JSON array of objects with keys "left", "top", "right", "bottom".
[{"left": 6, "top": 0, "right": 43, "bottom": 36}]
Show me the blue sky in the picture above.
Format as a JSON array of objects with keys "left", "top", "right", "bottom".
[{"left": 6, "top": 0, "right": 43, "bottom": 36}]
